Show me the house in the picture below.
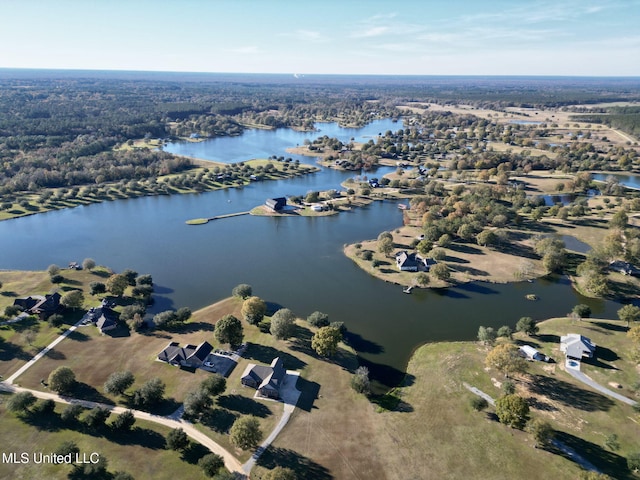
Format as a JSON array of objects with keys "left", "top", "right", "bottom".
[
  {"left": 81, "top": 306, "right": 119, "bottom": 333},
  {"left": 311, "top": 204, "right": 325, "bottom": 212},
  {"left": 560, "top": 334, "right": 596, "bottom": 360},
  {"left": 157, "top": 341, "right": 213, "bottom": 368},
  {"left": 609, "top": 260, "right": 640, "bottom": 276},
  {"left": 395, "top": 251, "right": 434, "bottom": 272},
  {"left": 240, "top": 357, "right": 285, "bottom": 399},
  {"left": 13, "top": 292, "right": 62, "bottom": 319},
  {"left": 265, "top": 197, "right": 287, "bottom": 212},
  {"left": 519, "top": 345, "right": 549, "bottom": 362}
]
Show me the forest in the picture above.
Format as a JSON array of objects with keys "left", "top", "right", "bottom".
[{"left": 1, "top": 71, "right": 640, "bottom": 201}]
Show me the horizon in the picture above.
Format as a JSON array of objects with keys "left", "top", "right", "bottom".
[{"left": 2, "top": 0, "right": 639, "bottom": 76}]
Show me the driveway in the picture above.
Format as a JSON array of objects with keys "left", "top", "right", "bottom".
[{"left": 565, "top": 359, "right": 638, "bottom": 406}]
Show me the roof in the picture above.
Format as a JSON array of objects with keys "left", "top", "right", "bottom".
[
  {"left": 396, "top": 251, "right": 418, "bottom": 268},
  {"left": 519, "top": 345, "right": 540, "bottom": 357},
  {"left": 82, "top": 306, "right": 118, "bottom": 332},
  {"left": 561, "top": 334, "right": 596, "bottom": 359},
  {"left": 241, "top": 357, "right": 285, "bottom": 393},
  {"left": 157, "top": 341, "right": 213, "bottom": 364},
  {"left": 265, "top": 197, "right": 287, "bottom": 210}
]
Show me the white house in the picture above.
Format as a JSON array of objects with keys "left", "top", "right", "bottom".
[{"left": 560, "top": 334, "right": 596, "bottom": 360}]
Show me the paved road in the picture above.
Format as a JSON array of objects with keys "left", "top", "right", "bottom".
[
  {"left": 6, "top": 317, "right": 85, "bottom": 384},
  {"left": 0, "top": 382, "right": 244, "bottom": 475},
  {"left": 565, "top": 360, "right": 638, "bottom": 406},
  {"left": 242, "top": 371, "right": 301, "bottom": 474}
]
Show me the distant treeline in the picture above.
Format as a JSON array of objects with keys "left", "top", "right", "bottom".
[{"left": 571, "top": 106, "right": 640, "bottom": 138}]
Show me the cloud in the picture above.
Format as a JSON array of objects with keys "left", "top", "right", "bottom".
[{"left": 352, "top": 26, "right": 390, "bottom": 38}]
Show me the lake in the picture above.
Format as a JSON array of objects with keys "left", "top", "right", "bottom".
[{"left": 0, "top": 120, "right": 624, "bottom": 387}]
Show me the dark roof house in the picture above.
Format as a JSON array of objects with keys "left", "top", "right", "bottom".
[
  {"left": 265, "top": 197, "right": 287, "bottom": 211},
  {"left": 14, "top": 292, "right": 61, "bottom": 319},
  {"left": 395, "top": 251, "right": 434, "bottom": 272},
  {"left": 81, "top": 306, "right": 118, "bottom": 333},
  {"left": 157, "top": 341, "right": 213, "bottom": 368},
  {"left": 241, "top": 357, "right": 286, "bottom": 399}
]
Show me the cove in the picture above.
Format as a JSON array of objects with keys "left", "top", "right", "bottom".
[{"left": 0, "top": 120, "right": 625, "bottom": 387}]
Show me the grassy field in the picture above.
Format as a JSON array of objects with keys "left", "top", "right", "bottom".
[
  {"left": 0, "top": 267, "right": 114, "bottom": 379},
  {"left": 0, "top": 393, "right": 209, "bottom": 480}
]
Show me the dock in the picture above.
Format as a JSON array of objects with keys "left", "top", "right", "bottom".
[{"left": 186, "top": 211, "right": 250, "bottom": 225}]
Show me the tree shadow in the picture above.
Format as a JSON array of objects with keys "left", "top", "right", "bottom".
[
  {"left": 526, "top": 396, "right": 559, "bottom": 412},
  {"left": 0, "top": 291, "right": 18, "bottom": 297},
  {"left": 67, "top": 330, "right": 90, "bottom": 342},
  {"left": 71, "top": 382, "right": 114, "bottom": 405},
  {"left": 244, "top": 343, "right": 307, "bottom": 371},
  {"left": 552, "top": 431, "right": 633, "bottom": 479},
  {"left": 0, "top": 340, "right": 31, "bottom": 361},
  {"left": 528, "top": 374, "right": 615, "bottom": 412},
  {"left": 180, "top": 441, "right": 211, "bottom": 464},
  {"left": 200, "top": 407, "right": 238, "bottom": 433},
  {"left": 23, "top": 410, "right": 62, "bottom": 432},
  {"left": 104, "top": 426, "right": 166, "bottom": 450},
  {"left": 257, "top": 446, "right": 333, "bottom": 480},
  {"left": 449, "top": 265, "right": 489, "bottom": 277},
  {"left": 217, "top": 394, "right": 272, "bottom": 418},
  {"left": 591, "top": 321, "right": 628, "bottom": 333},
  {"left": 448, "top": 243, "right": 484, "bottom": 255},
  {"left": 104, "top": 324, "right": 131, "bottom": 338},
  {"left": 44, "top": 349, "right": 66, "bottom": 360},
  {"left": 165, "top": 321, "right": 214, "bottom": 334},
  {"left": 264, "top": 302, "right": 285, "bottom": 316},
  {"left": 444, "top": 255, "right": 471, "bottom": 264},
  {"left": 8, "top": 316, "right": 39, "bottom": 332},
  {"left": 536, "top": 333, "right": 561, "bottom": 344},
  {"left": 357, "top": 357, "right": 413, "bottom": 391},
  {"left": 343, "top": 331, "right": 384, "bottom": 355}
]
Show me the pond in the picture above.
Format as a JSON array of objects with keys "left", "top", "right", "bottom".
[
  {"left": 0, "top": 120, "right": 626, "bottom": 387},
  {"left": 592, "top": 172, "right": 640, "bottom": 190}
]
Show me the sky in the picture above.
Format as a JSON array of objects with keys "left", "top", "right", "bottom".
[{"left": 1, "top": 0, "right": 639, "bottom": 76}]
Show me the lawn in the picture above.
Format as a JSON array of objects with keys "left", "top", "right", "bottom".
[{"left": 0, "top": 392, "right": 209, "bottom": 480}]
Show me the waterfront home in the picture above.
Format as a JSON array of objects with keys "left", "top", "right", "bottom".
[
  {"left": 265, "top": 197, "right": 287, "bottom": 212},
  {"left": 13, "top": 292, "right": 62, "bottom": 319},
  {"left": 81, "top": 305, "right": 118, "bottom": 333},
  {"left": 157, "top": 341, "right": 213, "bottom": 368},
  {"left": 241, "top": 357, "right": 285, "bottom": 399},
  {"left": 395, "top": 251, "right": 434, "bottom": 272},
  {"left": 560, "top": 334, "right": 596, "bottom": 360}
]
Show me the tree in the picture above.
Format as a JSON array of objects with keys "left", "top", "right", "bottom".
[
  {"left": 476, "top": 229, "right": 498, "bottom": 247},
  {"left": 610, "top": 209, "right": 628, "bottom": 229},
  {"left": 604, "top": 433, "right": 620, "bottom": 451},
  {"left": 121, "top": 269, "right": 138, "bottom": 286},
  {"left": 495, "top": 394, "right": 530, "bottom": 429},
  {"left": 50, "top": 274, "right": 64, "bottom": 284},
  {"left": 166, "top": 428, "right": 189, "bottom": 451},
  {"left": 89, "top": 281, "right": 106, "bottom": 295},
  {"left": 61, "top": 403, "right": 84, "bottom": 423},
  {"left": 135, "top": 274, "right": 153, "bottom": 286},
  {"left": 47, "top": 264, "right": 61, "bottom": 276},
  {"left": 470, "top": 396, "right": 488, "bottom": 412},
  {"left": 60, "top": 290, "right": 84, "bottom": 310},
  {"left": 198, "top": 453, "right": 225, "bottom": 477},
  {"left": 263, "top": 467, "right": 297, "bottom": 480},
  {"left": 232, "top": 284, "right": 252, "bottom": 299},
  {"left": 153, "top": 310, "right": 177, "bottom": 328},
  {"left": 214, "top": 314, "right": 244, "bottom": 348},
  {"left": 84, "top": 406, "right": 111, "bottom": 429},
  {"left": 107, "top": 274, "right": 129, "bottom": 296},
  {"left": 120, "top": 303, "right": 145, "bottom": 322},
  {"left": 270, "top": 309, "right": 296, "bottom": 340},
  {"left": 307, "top": 311, "right": 330, "bottom": 328},
  {"left": 132, "top": 377, "right": 165, "bottom": 409},
  {"left": 416, "top": 239, "right": 433, "bottom": 257},
  {"left": 82, "top": 258, "right": 96, "bottom": 270},
  {"left": 497, "top": 325, "right": 513, "bottom": 339},
  {"left": 6, "top": 391, "right": 36, "bottom": 414},
  {"left": 176, "top": 307, "right": 192, "bottom": 323},
  {"left": 618, "top": 304, "right": 640, "bottom": 327},
  {"left": 201, "top": 374, "right": 226, "bottom": 397},
  {"left": 230, "top": 416, "right": 263, "bottom": 450},
  {"left": 628, "top": 325, "right": 640, "bottom": 344},
  {"left": 241, "top": 296, "right": 267, "bottom": 325},
  {"left": 477, "top": 326, "right": 497, "bottom": 345},
  {"left": 111, "top": 410, "right": 136, "bottom": 431},
  {"left": 572, "top": 304, "right": 592, "bottom": 319},
  {"left": 48, "top": 366, "right": 76, "bottom": 394},
  {"left": 437, "top": 234, "right": 452, "bottom": 248},
  {"left": 378, "top": 237, "right": 393, "bottom": 256},
  {"left": 350, "top": 366, "right": 370, "bottom": 395},
  {"left": 32, "top": 398, "right": 56, "bottom": 415},
  {"left": 516, "top": 316, "right": 539, "bottom": 336},
  {"left": 112, "top": 472, "right": 136, "bottom": 480},
  {"left": 312, "top": 326, "right": 342, "bottom": 357},
  {"left": 485, "top": 344, "right": 528, "bottom": 377},
  {"left": 528, "top": 418, "right": 554, "bottom": 447},
  {"left": 184, "top": 388, "right": 213, "bottom": 418},
  {"left": 54, "top": 440, "right": 80, "bottom": 457},
  {"left": 430, "top": 263, "right": 450, "bottom": 282},
  {"left": 628, "top": 452, "right": 640, "bottom": 473},
  {"left": 104, "top": 371, "right": 135, "bottom": 396}
]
